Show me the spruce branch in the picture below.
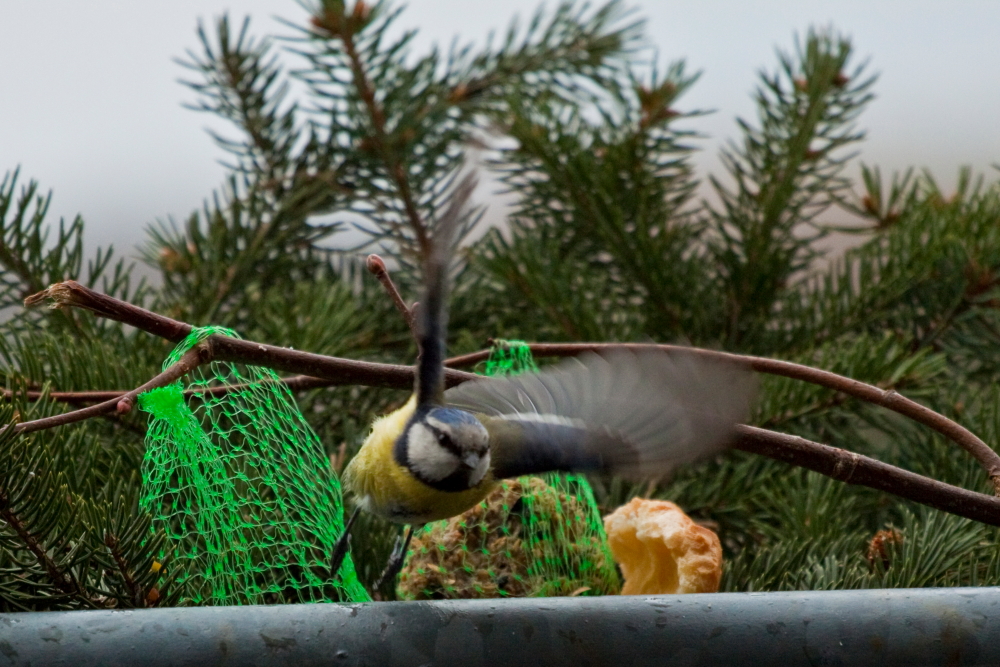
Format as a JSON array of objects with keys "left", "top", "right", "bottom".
[
  {"left": 103, "top": 531, "right": 142, "bottom": 607},
  {"left": 311, "top": 1, "right": 432, "bottom": 257},
  {"left": 179, "top": 15, "right": 297, "bottom": 179},
  {"left": 81, "top": 500, "right": 181, "bottom": 609},
  {"left": 483, "top": 61, "right": 704, "bottom": 340},
  {"left": 707, "top": 28, "right": 876, "bottom": 346},
  {"left": 0, "top": 427, "right": 100, "bottom": 609},
  {"left": 0, "top": 170, "right": 49, "bottom": 296},
  {"left": 297, "top": 0, "right": 640, "bottom": 266},
  {"left": 0, "top": 489, "right": 80, "bottom": 598}
]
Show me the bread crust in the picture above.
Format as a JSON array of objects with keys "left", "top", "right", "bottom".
[{"left": 604, "top": 498, "right": 722, "bottom": 595}]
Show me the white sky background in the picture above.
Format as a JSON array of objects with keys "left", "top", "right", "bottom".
[{"left": 1, "top": 1, "right": 999, "bottom": 259}]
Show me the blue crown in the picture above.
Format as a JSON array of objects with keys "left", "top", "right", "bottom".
[{"left": 424, "top": 406, "right": 481, "bottom": 427}]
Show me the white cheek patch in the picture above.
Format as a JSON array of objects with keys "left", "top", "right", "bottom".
[{"left": 407, "top": 423, "right": 459, "bottom": 482}]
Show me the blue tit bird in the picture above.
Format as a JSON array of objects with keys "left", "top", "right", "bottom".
[{"left": 332, "top": 174, "right": 756, "bottom": 584}]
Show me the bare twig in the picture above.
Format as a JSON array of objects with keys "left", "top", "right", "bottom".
[
  {"left": 206, "top": 335, "right": 478, "bottom": 388},
  {"left": 446, "top": 342, "right": 1000, "bottom": 496},
  {"left": 2, "top": 374, "right": 340, "bottom": 405},
  {"left": 11, "top": 346, "right": 208, "bottom": 435},
  {"left": 733, "top": 425, "right": 1000, "bottom": 527},
  {"left": 22, "top": 285, "right": 1000, "bottom": 488},
  {"left": 23, "top": 282, "right": 478, "bottom": 395},
  {"left": 25, "top": 281, "right": 192, "bottom": 343},
  {"left": 366, "top": 254, "right": 417, "bottom": 337},
  {"left": 20, "top": 282, "right": 1000, "bottom": 524}
]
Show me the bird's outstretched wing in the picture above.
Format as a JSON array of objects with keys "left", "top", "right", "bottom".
[{"left": 444, "top": 350, "right": 756, "bottom": 480}]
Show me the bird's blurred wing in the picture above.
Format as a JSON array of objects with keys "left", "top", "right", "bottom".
[{"left": 444, "top": 350, "right": 756, "bottom": 480}]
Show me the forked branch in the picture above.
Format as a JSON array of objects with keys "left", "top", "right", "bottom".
[
  {"left": 19, "top": 280, "right": 1000, "bottom": 526},
  {"left": 11, "top": 345, "right": 210, "bottom": 435}
]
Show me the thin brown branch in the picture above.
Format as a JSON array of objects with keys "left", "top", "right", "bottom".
[
  {"left": 23, "top": 282, "right": 478, "bottom": 396},
  {"left": 22, "top": 285, "right": 1000, "bottom": 493},
  {"left": 366, "top": 253, "right": 417, "bottom": 337},
  {"left": 11, "top": 346, "right": 209, "bottom": 435},
  {"left": 2, "top": 375, "right": 338, "bottom": 405},
  {"left": 25, "top": 280, "right": 191, "bottom": 343},
  {"left": 734, "top": 425, "right": 1000, "bottom": 527},
  {"left": 206, "top": 335, "right": 478, "bottom": 388},
  {"left": 446, "top": 342, "right": 1000, "bottom": 495},
  {"left": 21, "top": 282, "right": 1000, "bottom": 525}
]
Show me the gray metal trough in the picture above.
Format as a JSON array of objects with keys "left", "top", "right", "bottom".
[{"left": 2, "top": 587, "right": 999, "bottom": 666}]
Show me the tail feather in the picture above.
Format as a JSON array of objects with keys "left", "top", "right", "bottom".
[{"left": 414, "top": 173, "right": 477, "bottom": 405}]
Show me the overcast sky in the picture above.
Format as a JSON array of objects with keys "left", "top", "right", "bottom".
[{"left": 2, "top": 1, "right": 998, "bottom": 257}]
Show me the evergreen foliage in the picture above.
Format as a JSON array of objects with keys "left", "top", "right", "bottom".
[{"left": 2, "top": 1, "right": 999, "bottom": 609}]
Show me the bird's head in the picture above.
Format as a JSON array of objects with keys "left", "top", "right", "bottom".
[{"left": 398, "top": 406, "right": 491, "bottom": 491}]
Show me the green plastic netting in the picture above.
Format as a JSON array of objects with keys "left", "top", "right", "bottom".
[
  {"left": 138, "top": 326, "right": 369, "bottom": 605},
  {"left": 397, "top": 340, "right": 622, "bottom": 599}
]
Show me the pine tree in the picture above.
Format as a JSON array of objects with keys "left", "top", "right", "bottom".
[{"left": 3, "top": 1, "right": 1000, "bottom": 609}]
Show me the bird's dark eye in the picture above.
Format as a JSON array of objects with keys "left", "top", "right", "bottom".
[{"left": 427, "top": 425, "right": 461, "bottom": 456}]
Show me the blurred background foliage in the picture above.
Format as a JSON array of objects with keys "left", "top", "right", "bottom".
[{"left": 3, "top": 0, "right": 1000, "bottom": 609}]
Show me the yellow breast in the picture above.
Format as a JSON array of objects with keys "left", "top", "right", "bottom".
[{"left": 343, "top": 395, "right": 497, "bottom": 524}]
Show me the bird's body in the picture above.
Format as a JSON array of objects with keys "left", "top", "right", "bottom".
[
  {"left": 343, "top": 395, "right": 497, "bottom": 523},
  {"left": 345, "top": 348, "right": 756, "bottom": 525}
]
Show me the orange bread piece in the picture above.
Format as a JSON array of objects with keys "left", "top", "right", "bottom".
[{"left": 604, "top": 498, "right": 722, "bottom": 595}]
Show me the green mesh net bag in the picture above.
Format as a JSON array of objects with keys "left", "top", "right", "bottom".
[
  {"left": 397, "top": 340, "right": 622, "bottom": 599},
  {"left": 138, "top": 326, "right": 369, "bottom": 605}
]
